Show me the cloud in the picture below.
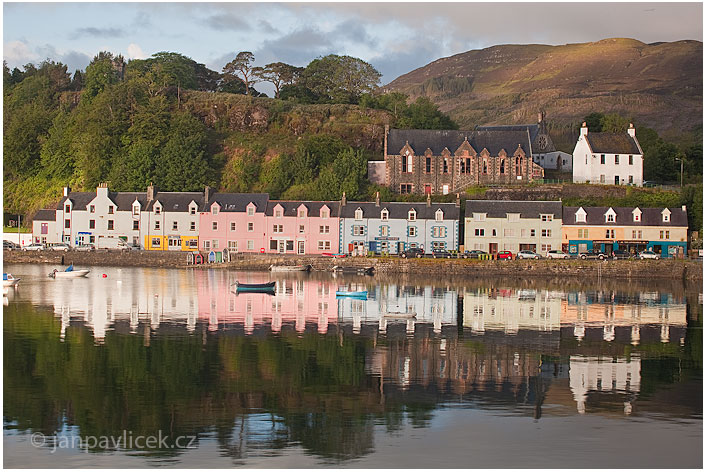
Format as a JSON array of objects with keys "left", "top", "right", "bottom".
[
  {"left": 203, "top": 13, "right": 251, "bottom": 32},
  {"left": 4, "top": 40, "right": 37, "bottom": 65},
  {"left": 370, "top": 38, "right": 446, "bottom": 86},
  {"left": 71, "top": 26, "right": 125, "bottom": 39},
  {"left": 255, "top": 27, "right": 337, "bottom": 66},
  {"left": 127, "top": 43, "right": 148, "bottom": 60},
  {"left": 4, "top": 42, "right": 91, "bottom": 72}
]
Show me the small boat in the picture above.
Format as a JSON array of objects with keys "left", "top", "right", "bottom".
[
  {"left": 3, "top": 273, "right": 20, "bottom": 287},
  {"left": 332, "top": 265, "right": 374, "bottom": 275},
  {"left": 335, "top": 290, "right": 368, "bottom": 298},
  {"left": 49, "top": 265, "right": 90, "bottom": 278},
  {"left": 382, "top": 311, "right": 417, "bottom": 319},
  {"left": 269, "top": 264, "right": 311, "bottom": 272},
  {"left": 232, "top": 281, "right": 276, "bottom": 293}
]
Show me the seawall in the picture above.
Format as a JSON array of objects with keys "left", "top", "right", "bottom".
[{"left": 4, "top": 250, "right": 702, "bottom": 282}]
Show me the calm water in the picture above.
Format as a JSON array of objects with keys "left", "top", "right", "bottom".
[{"left": 3, "top": 263, "right": 702, "bottom": 468}]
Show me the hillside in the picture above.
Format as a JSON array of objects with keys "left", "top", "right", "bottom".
[{"left": 384, "top": 38, "right": 702, "bottom": 150}]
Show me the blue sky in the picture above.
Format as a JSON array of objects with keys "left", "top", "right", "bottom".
[{"left": 3, "top": 2, "right": 702, "bottom": 95}]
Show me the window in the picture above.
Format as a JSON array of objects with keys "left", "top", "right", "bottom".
[
  {"left": 190, "top": 222, "right": 196, "bottom": 231},
  {"left": 381, "top": 226, "right": 389, "bottom": 237},
  {"left": 89, "top": 236, "right": 95, "bottom": 244},
  {"left": 247, "top": 240, "right": 254, "bottom": 250},
  {"left": 473, "top": 213, "right": 486, "bottom": 222},
  {"left": 662, "top": 213, "right": 670, "bottom": 222},
  {"left": 665, "top": 230, "right": 670, "bottom": 239},
  {"left": 318, "top": 241, "right": 332, "bottom": 250},
  {"left": 133, "top": 221, "right": 139, "bottom": 230},
  {"left": 188, "top": 239, "right": 198, "bottom": 248},
  {"left": 108, "top": 220, "right": 114, "bottom": 230},
  {"left": 507, "top": 213, "right": 520, "bottom": 222},
  {"left": 443, "top": 158, "right": 449, "bottom": 173},
  {"left": 228, "top": 241, "right": 238, "bottom": 250},
  {"left": 247, "top": 207, "right": 254, "bottom": 216},
  {"left": 153, "top": 238, "right": 163, "bottom": 247},
  {"left": 298, "top": 209, "right": 306, "bottom": 218},
  {"left": 212, "top": 239, "right": 219, "bottom": 249},
  {"left": 435, "top": 209, "right": 443, "bottom": 222},
  {"left": 172, "top": 221, "right": 178, "bottom": 231},
  {"left": 286, "top": 240, "right": 294, "bottom": 251},
  {"left": 133, "top": 206, "right": 140, "bottom": 217},
  {"left": 400, "top": 184, "right": 412, "bottom": 194},
  {"left": 228, "top": 222, "right": 235, "bottom": 231},
  {"left": 425, "top": 157, "right": 432, "bottom": 173},
  {"left": 474, "top": 228, "right": 484, "bottom": 236},
  {"left": 578, "top": 229, "right": 589, "bottom": 239},
  {"left": 355, "top": 208, "right": 363, "bottom": 220},
  {"left": 212, "top": 222, "right": 218, "bottom": 231},
  {"left": 605, "top": 229, "right": 615, "bottom": 239},
  {"left": 629, "top": 175, "right": 634, "bottom": 184},
  {"left": 541, "top": 229, "right": 552, "bottom": 237},
  {"left": 659, "top": 231, "right": 664, "bottom": 240},
  {"left": 492, "top": 229, "right": 497, "bottom": 236},
  {"left": 64, "top": 219, "right": 70, "bottom": 228},
  {"left": 275, "top": 209, "right": 282, "bottom": 218},
  {"left": 65, "top": 204, "right": 70, "bottom": 213},
  {"left": 154, "top": 206, "right": 160, "bottom": 215},
  {"left": 432, "top": 227, "right": 446, "bottom": 238},
  {"left": 408, "top": 209, "right": 416, "bottom": 221},
  {"left": 600, "top": 154, "right": 605, "bottom": 164},
  {"left": 409, "top": 226, "right": 417, "bottom": 237},
  {"left": 319, "top": 225, "right": 330, "bottom": 234},
  {"left": 299, "top": 225, "right": 305, "bottom": 233},
  {"left": 615, "top": 175, "right": 620, "bottom": 185},
  {"left": 381, "top": 209, "right": 389, "bottom": 221},
  {"left": 90, "top": 205, "right": 95, "bottom": 213},
  {"left": 108, "top": 205, "right": 115, "bottom": 215},
  {"left": 203, "top": 240, "right": 211, "bottom": 250},
  {"left": 575, "top": 212, "right": 586, "bottom": 223},
  {"left": 248, "top": 222, "right": 254, "bottom": 232},
  {"left": 632, "top": 230, "right": 642, "bottom": 239},
  {"left": 600, "top": 174, "right": 605, "bottom": 183},
  {"left": 629, "top": 155, "right": 633, "bottom": 165},
  {"left": 615, "top": 155, "right": 620, "bottom": 165},
  {"left": 634, "top": 212, "right": 640, "bottom": 222},
  {"left": 500, "top": 159, "right": 505, "bottom": 174},
  {"left": 353, "top": 226, "right": 365, "bottom": 236},
  {"left": 211, "top": 206, "right": 218, "bottom": 216},
  {"left": 606, "top": 213, "right": 615, "bottom": 223},
  {"left": 403, "top": 153, "right": 413, "bottom": 173},
  {"left": 541, "top": 244, "right": 552, "bottom": 252},
  {"left": 273, "top": 225, "right": 283, "bottom": 233},
  {"left": 190, "top": 206, "right": 196, "bottom": 215},
  {"left": 321, "top": 209, "right": 329, "bottom": 219},
  {"left": 530, "top": 229, "right": 536, "bottom": 237},
  {"left": 541, "top": 214, "right": 553, "bottom": 222},
  {"left": 152, "top": 220, "right": 159, "bottom": 231}
]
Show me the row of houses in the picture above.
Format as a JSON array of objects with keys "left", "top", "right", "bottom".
[{"left": 32, "top": 185, "right": 688, "bottom": 258}]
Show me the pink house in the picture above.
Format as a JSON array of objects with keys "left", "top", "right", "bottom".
[
  {"left": 199, "top": 193, "right": 269, "bottom": 253},
  {"left": 264, "top": 201, "right": 341, "bottom": 254}
]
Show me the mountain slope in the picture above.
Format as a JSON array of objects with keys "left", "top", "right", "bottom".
[{"left": 384, "top": 38, "right": 702, "bottom": 149}]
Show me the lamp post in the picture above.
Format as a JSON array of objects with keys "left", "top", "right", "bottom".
[{"left": 675, "top": 157, "right": 684, "bottom": 188}]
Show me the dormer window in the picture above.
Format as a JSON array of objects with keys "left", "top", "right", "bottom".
[
  {"left": 211, "top": 205, "right": 218, "bottom": 216},
  {"left": 132, "top": 204, "right": 140, "bottom": 217},
  {"left": 381, "top": 209, "right": 389, "bottom": 221},
  {"left": 632, "top": 208, "right": 642, "bottom": 222},
  {"left": 65, "top": 204, "right": 70, "bottom": 213},
  {"left": 473, "top": 213, "right": 486, "bottom": 222},
  {"left": 320, "top": 209, "right": 328, "bottom": 219},
  {"left": 189, "top": 204, "right": 197, "bottom": 215},
  {"left": 275, "top": 209, "right": 282, "bottom": 218},
  {"left": 298, "top": 209, "right": 306, "bottom": 218},
  {"left": 408, "top": 209, "right": 417, "bottom": 221},
  {"left": 606, "top": 214, "right": 614, "bottom": 222},
  {"left": 154, "top": 205, "right": 161, "bottom": 215},
  {"left": 247, "top": 205, "right": 255, "bottom": 216},
  {"left": 575, "top": 208, "right": 587, "bottom": 223},
  {"left": 435, "top": 209, "right": 443, "bottom": 222},
  {"left": 355, "top": 208, "right": 363, "bottom": 220},
  {"left": 662, "top": 209, "right": 671, "bottom": 223}
]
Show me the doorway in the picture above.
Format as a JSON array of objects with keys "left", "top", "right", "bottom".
[
  {"left": 278, "top": 240, "right": 285, "bottom": 253},
  {"left": 297, "top": 240, "right": 305, "bottom": 254}
]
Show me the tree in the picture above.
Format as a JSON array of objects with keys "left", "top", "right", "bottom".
[
  {"left": 222, "top": 52, "right": 258, "bottom": 96},
  {"left": 583, "top": 112, "right": 604, "bottom": 132},
  {"left": 600, "top": 113, "right": 632, "bottom": 133},
  {"left": 397, "top": 96, "right": 457, "bottom": 129},
  {"left": 300, "top": 55, "right": 381, "bottom": 104},
  {"left": 157, "top": 112, "right": 210, "bottom": 191},
  {"left": 254, "top": 62, "right": 302, "bottom": 99},
  {"left": 83, "top": 51, "right": 125, "bottom": 101}
]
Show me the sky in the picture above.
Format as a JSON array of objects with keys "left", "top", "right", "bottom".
[{"left": 3, "top": 2, "right": 703, "bottom": 95}]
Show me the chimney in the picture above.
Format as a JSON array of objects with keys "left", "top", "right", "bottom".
[
  {"left": 375, "top": 191, "right": 380, "bottom": 207},
  {"left": 580, "top": 122, "right": 588, "bottom": 137},
  {"left": 96, "top": 182, "right": 109, "bottom": 198},
  {"left": 627, "top": 123, "right": 636, "bottom": 138},
  {"left": 204, "top": 185, "right": 211, "bottom": 203},
  {"left": 63, "top": 186, "right": 71, "bottom": 197},
  {"left": 147, "top": 183, "right": 155, "bottom": 201},
  {"left": 455, "top": 193, "right": 461, "bottom": 208},
  {"left": 426, "top": 193, "right": 431, "bottom": 207},
  {"left": 341, "top": 191, "right": 347, "bottom": 207},
  {"left": 682, "top": 205, "right": 687, "bottom": 212}
]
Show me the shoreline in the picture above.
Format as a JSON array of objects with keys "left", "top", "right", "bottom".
[{"left": 4, "top": 249, "right": 702, "bottom": 283}]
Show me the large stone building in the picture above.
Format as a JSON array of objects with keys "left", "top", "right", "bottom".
[{"left": 383, "top": 126, "right": 544, "bottom": 195}]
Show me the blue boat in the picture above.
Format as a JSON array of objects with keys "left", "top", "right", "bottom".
[
  {"left": 335, "top": 290, "right": 368, "bottom": 299},
  {"left": 233, "top": 281, "right": 276, "bottom": 293}
]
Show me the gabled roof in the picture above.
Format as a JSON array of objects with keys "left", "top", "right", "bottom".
[
  {"left": 57, "top": 192, "right": 95, "bottom": 210},
  {"left": 204, "top": 193, "right": 269, "bottom": 212},
  {"left": 265, "top": 201, "right": 340, "bottom": 217},
  {"left": 341, "top": 201, "right": 459, "bottom": 220},
  {"left": 562, "top": 207, "right": 687, "bottom": 227},
  {"left": 585, "top": 132, "right": 641, "bottom": 155},
  {"left": 32, "top": 209, "right": 56, "bottom": 221},
  {"left": 112, "top": 192, "right": 148, "bottom": 211},
  {"left": 476, "top": 124, "right": 541, "bottom": 144},
  {"left": 465, "top": 200, "right": 562, "bottom": 219},
  {"left": 387, "top": 129, "right": 532, "bottom": 157},
  {"left": 146, "top": 192, "right": 203, "bottom": 212}
]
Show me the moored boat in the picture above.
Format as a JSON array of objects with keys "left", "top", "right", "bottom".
[
  {"left": 382, "top": 311, "right": 417, "bottom": 319},
  {"left": 3, "top": 273, "right": 20, "bottom": 287},
  {"left": 332, "top": 266, "right": 374, "bottom": 275},
  {"left": 233, "top": 281, "right": 276, "bottom": 293},
  {"left": 269, "top": 264, "right": 311, "bottom": 272},
  {"left": 335, "top": 290, "right": 368, "bottom": 298},
  {"left": 49, "top": 265, "right": 90, "bottom": 278}
]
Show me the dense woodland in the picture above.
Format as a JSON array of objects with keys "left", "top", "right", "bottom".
[{"left": 2, "top": 50, "right": 702, "bottom": 233}]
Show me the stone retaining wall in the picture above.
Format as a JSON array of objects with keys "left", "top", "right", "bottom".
[{"left": 4, "top": 249, "right": 702, "bottom": 282}]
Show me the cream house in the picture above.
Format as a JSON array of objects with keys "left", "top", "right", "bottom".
[{"left": 572, "top": 122, "right": 643, "bottom": 186}]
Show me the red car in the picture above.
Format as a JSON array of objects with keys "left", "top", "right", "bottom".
[{"left": 496, "top": 251, "right": 513, "bottom": 260}]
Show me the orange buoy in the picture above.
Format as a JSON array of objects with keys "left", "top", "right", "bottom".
[{"left": 102, "top": 274, "right": 107, "bottom": 278}]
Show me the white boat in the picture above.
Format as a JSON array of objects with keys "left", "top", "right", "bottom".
[
  {"left": 49, "top": 267, "right": 90, "bottom": 278},
  {"left": 269, "top": 264, "right": 311, "bottom": 272},
  {"left": 382, "top": 311, "right": 417, "bottom": 319},
  {"left": 3, "top": 273, "right": 20, "bottom": 287}
]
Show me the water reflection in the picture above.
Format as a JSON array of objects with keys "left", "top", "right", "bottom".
[{"left": 3, "top": 264, "right": 701, "bottom": 468}]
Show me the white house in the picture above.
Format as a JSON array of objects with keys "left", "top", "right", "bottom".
[
  {"left": 31, "top": 209, "right": 59, "bottom": 245},
  {"left": 572, "top": 122, "right": 643, "bottom": 186}
]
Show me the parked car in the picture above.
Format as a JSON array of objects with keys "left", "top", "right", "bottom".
[
  {"left": 47, "top": 243, "right": 70, "bottom": 252},
  {"left": 96, "top": 238, "right": 132, "bottom": 250},
  {"left": 432, "top": 248, "right": 454, "bottom": 259},
  {"left": 75, "top": 244, "right": 96, "bottom": 252},
  {"left": 546, "top": 250, "right": 569, "bottom": 259},
  {"left": 517, "top": 250, "right": 542, "bottom": 260},
  {"left": 3, "top": 240, "right": 20, "bottom": 250},
  {"left": 399, "top": 247, "right": 425, "bottom": 258},
  {"left": 579, "top": 250, "right": 607, "bottom": 260},
  {"left": 496, "top": 251, "right": 513, "bottom": 260},
  {"left": 612, "top": 250, "right": 633, "bottom": 260},
  {"left": 639, "top": 250, "right": 660, "bottom": 260},
  {"left": 22, "top": 243, "right": 45, "bottom": 251},
  {"left": 462, "top": 250, "right": 488, "bottom": 259}
]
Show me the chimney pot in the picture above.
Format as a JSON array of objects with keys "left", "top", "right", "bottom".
[
  {"left": 426, "top": 193, "right": 431, "bottom": 207},
  {"left": 204, "top": 185, "right": 211, "bottom": 203},
  {"left": 341, "top": 192, "right": 347, "bottom": 206},
  {"left": 63, "top": 186, "right": 71, "bottom": 197},
  {"left": 375, "top": 191, "right": 380, "bottom": 207}
]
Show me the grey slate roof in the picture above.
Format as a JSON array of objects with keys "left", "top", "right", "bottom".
[
  {"left": 146, "top": 192, "right": 203, "bottom": 212},
  {"left": 586, "top": 132, "right": 641, "bottom": 155},
  {"left": 340, "top": 201, "right": 460, "bottom": 220},
  {"left": 562, "top": 207, "right": 688, "bottom": 227},
  {"left": 58, "top": 192, "right": 96, "bottom": 210},
  {"left": 33, "top": 209, "right": 56, "bottom": 221},
  {"left": 205, "top": 193, "right": 269, "bottom": 213},
  {"left": 387, "top": 129, "right": 532, "bottom": 157},
  {"left": 113, "top": 192, "right": 148, "bottom": 211},
  {"left": 476, "top": 124, "right": 541, "bottom": 144},
  {"left": 266, "top": 201, "right": 341, "bottom": 217},
  {"left": 465, "top": 200, "right": 563, "bottom": 219}
]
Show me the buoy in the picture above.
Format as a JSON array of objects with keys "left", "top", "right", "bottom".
[{"left": 102, "top": 274, "right": 107, "bottom": 278}]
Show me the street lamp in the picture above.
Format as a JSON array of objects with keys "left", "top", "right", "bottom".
[{"left": 675, "top": 157, "right": 684, "bottom": 188}]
